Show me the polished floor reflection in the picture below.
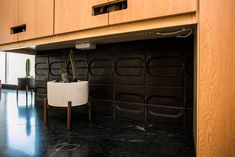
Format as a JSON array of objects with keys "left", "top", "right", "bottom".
[{"left": 0, "top": 89, "right": 195, "bottom": 157}]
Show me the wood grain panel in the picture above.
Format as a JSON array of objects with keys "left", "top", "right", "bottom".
[
  {"left": 18, "top": 0, "right": 54, "bottom": 41},
  {"left": 109, "top": 0, "right": 196, "bottom": 25},
  {"left": 0, "top": 0, "right": 18, "bottom": 44},
  {"left": 0, "top": 13, "right": 196, "bottom": 51},
  {"left": 198, "top": 0, "right": 235, "bottom": 156},
  {"left": 55, "top": 0, "right": 108, "bottom": 34},
  {"left": 230, "top": 2, "right": 235, "bottom": 156}
]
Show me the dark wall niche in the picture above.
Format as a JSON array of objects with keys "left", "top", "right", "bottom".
[{"left": 35, "top": 37, "right": 194, "bottom": 129}]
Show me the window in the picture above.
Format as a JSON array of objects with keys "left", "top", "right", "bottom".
[
  {"left": 0, "top": 52, "right": 35, "bottom": 85},
  {"left": 0, "top": 52, "right": 6, "bottom": 83}
]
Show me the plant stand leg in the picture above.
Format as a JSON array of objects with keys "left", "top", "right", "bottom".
[
  {"left": 44, "top": 98, "right": 48, "bottom": 126},
  {"left": 67, "top": 101, "right": 72, "bottom": 130},
  {"left": 88, "top": 97, "right": 92, "bottom": 121}
]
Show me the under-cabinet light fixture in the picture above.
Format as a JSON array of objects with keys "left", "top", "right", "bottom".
[{"left": 75, "top": 43, "right": 96, "bottom": 50}]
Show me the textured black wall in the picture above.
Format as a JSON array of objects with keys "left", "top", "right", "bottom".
[{"left": 35, "top": 37, "right": 194, "bottom": 129}]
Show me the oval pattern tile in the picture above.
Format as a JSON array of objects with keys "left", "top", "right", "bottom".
[
  {"left": 35, "top": 62, "right": 48, "bottom": 69},
  {"left": 116, "top": 93, "right": 145, "bottom": 103},
  {"left": 147, "top": 95, "right": 182, "bottom": 107},
  {"left": 147, "top": 57, "right": 184, "bottom": 77},
  {"left": 115, "top": 58, "right": 145, "bottom": 76},
  {"left": 89, "top": 59, "right": 113, "bottom": 76}
]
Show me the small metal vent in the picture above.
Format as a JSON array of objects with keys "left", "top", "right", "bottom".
[
  {"left": 10, "top": 24, "right": 26, "bottom": 34},
  {"left": 93, "top": 0, "right": 127, "bottom": 16}
]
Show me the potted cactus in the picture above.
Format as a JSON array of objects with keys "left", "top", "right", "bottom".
[
  {"left": 59, "top": 50, "right": 78, "bottom": 82},
  {"left": 17, "top": 58, "right": 35, "bottom": 100},
  {"left": 47, "top": 50, "right": 90, "bottom": 129},
  {"left": 69, "top": 50, "right": 78, "bottom": 82},
  {"left": 25, "top": 58, "right": 32, "bottom": 78},
  {"left": 60, "top": 65, "right": 69, "bottom": 83},
  {"left": 47, "top": 50, "right": 89, "bottom": 128}
]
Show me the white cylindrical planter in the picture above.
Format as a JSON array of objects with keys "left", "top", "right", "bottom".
[{"left": 47, "top": 81, "right": 89, "bottom": 107}]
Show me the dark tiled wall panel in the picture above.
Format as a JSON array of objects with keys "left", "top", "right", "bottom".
[
  {"left": 114, "top": 49, "right": 145, "bottom": 85},
  {"left": 90, "top": 84, "right": 114, "bottom": 116},
  {"left": 35, "top": 56, "right": 49, "bottom": 104},
  {"left": 68, "top": 53, "right": 88, "bottom": 80},
  {"left": 49, "top": 55, "right": 67, "bottom": 81},
  {"left": 35, "top": 56, "right": 49, "bottom": 81},
  {"left": 89, "top": 50, "right": 114, "bottom": 84},
  {"left": 36, "top": 37, "right": 194, "bottom": 129}
]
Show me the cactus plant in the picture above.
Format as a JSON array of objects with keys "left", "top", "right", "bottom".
[
  {"left": 69, "top": 50, "right": 77, "bottom": 82},
  {"left": 25, "top": 58, "right": 31, "bottom": 78},
  {"left": 59, "top": 50, "right": 77, "bottom": 83},
  {"left": 60, "top": 66, "right": 69, "bottom": 83}
]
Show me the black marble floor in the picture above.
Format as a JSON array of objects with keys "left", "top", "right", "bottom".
[{"left": 0, "top": 89, "right": 195, "bottom": 157}]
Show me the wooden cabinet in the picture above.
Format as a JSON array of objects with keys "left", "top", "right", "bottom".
[
  {"left": 18, "top": 0, "right": 54, "bottom": 41},
  {"left": 109, "top": 0, "right": 197, "bottom": 25},
  {"left": 0, "top": 0, "right": 197, "bottom": 44},
  {"left": 197, "top": 0, "right": 235, "bottom": 156},
  {"left": 55, "top": 0, "right": 108, "bottom": 34},
  {"left": 0, "top": 0, "right": 18, "bottom": 44},
  {"left": 0, "top": 0, "right": 53, "bottom": 44}
]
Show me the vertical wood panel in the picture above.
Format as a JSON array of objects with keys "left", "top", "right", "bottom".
[
  {"left": 0, "top": 0, "right": 18, "bottom": 44},
  {"left": 109, "top": 0, "right": 196, "bottom": 25},
  {"left": 230, "top": 3, "right": 235, "bottom": 156},
  {"left": 55, "top": 0, "right": 108, "bottom": 34},
  {"left": 18, "top": 0, "right": 54, "bottom": 41},
  {"left": 198, "top": 0, "right": 235, "bottom": 156}
]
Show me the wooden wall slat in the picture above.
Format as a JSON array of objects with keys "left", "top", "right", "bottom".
[{"left": 198, "top": 0, "right": 235, "bottom": 156}]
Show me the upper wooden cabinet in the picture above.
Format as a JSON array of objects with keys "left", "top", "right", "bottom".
[
  {"left": 0, "top": 0, "right": 53, "bottom": 44},
  {"left": 55, "top": 0, "right": 109, "bottom": 34},
  {"left": 109, "top": 0, "right": 197, "bottom": 25},
  {"left": 0, "top": 0, "right": 18, "bottom": 44},
  {"left": 0, "top": 0, "right": 197, "bottom": 46},
  {"left": 17, "top": 0, "right": 54, "bottom": 41}
]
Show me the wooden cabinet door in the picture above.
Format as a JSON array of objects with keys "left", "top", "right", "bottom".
[
  {"left": 55, "top": 0, "right": 108, "bottom": 34},
  {"left": 0, "top": 0, "right": 18, "bottom": 44},
  {"left": 109, "top": 0, "right": 197, "bottom": 25},
  {"left": 18, "top": 0, "right": 54, "bottom": 41}
]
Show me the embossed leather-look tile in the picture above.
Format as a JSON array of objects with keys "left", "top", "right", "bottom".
[{"left": 35, "top": 37, "right": 194, "bottom": 129}]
